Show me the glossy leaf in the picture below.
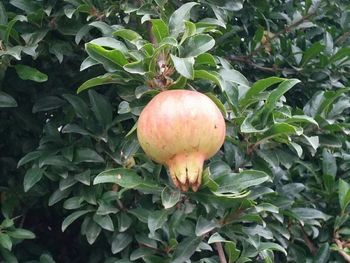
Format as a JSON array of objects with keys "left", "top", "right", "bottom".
[
  {"left": 14, "top": 65, "right": 48, "bottom": 82},
  {"left": 0, "top": 91, "right": 17, "bottom": 108},
  {"left": 151, "top": 19, "right": 169, "bottom": 43},
  {"left": 77, "top": 73, "right": 125, "bottom": 94},
  {"left": 169, "top": 2, "right": 199, "bottom": 37},
  {"left": 23, "top": 167, "right": 44, "bottom": 192},
  {"left": 62, "top": 210, "right": 92, "bottom": 232},
  {"left": 182, "top": 34, "right": 215, "bottom": 57},
  {"left": 171, "top": 236, "right": 202, "bottom": 263},
  {"left": 170, "top": 54, "right": 194, "bottom": 79}
]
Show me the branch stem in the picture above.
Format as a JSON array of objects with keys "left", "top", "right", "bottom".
[{"left": 215, "top": 242, "right": 227, "bottom": 263}]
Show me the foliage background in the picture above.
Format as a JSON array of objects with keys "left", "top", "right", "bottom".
[{"left": 1, "top": 0, "right": 350, "bottom": 262}]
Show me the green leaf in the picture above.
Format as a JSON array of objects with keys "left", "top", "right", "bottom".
[
  {"left": 113, "top": 29, "right": 142, "bottom": 42},
  {"left": 180, "top": 21, "right": 196, "bottom": 44},
  {"left": 252, "top": 25, "right": 264, "bottom": 49},
  {"left": 62, "top": 94, "right": 89, "bottom": 118},
  {"left": 93, "top": 168, "right": 143, "bottom": 188},
  {"left": 207, "top": 233, "right": 226, "bottom": 244},
  {"left": 111, "top": 232, "right": 132, "bottom": 254},
  {"left": 195, "top": 53, "right": 216, "bottom": 66},
  {"left": 183, "top": 34, "right": 215, "bottom": 57},
  {"left": 263, "top": 123, "right": 303, "bottom": 138},
  {"left": 161, "top": 187, "right": 181, "bottom": 209},
  {"left": 85, "top": 219, "right": 101, "bottom": 245},
  {"left": 62, "top": 124, "right": 90, "bottom": 136},
  {"left": 151, "top": 19, "right": 169, "bottom": 43},
  {"left": 14, "top": 65, "right": 48, "bottom": 82},
  {"left": 0, "top": 91, "right": 17, "bottom": 108},
  {"left": 123, "top": 60, "right": 147, "bottom": 75},
  {"left": 40, "top": 155, "right": 71, "bottom": 167},
  {"left": 32, "top": 96, "right": 65, "bottom": 113},
  {"left": 93, "top": 214, "right": 114, "bottom": 231},
  {"left": 148, "top": 210, "right": 168, "bottom": 236},
  {"left": 194, "top": 70, "right": 222, "bottom": 89},
  {"left": 339, "top": 179, "right": 350, "bottom": 211},
  {"left": 313, "top": 243, "right": 330, "bottom": 263},
  {"left": 9, "top": 0, "right": 40, "bottom": 13},
  {"left": 0, "top": 233, "right": 12, "bottom": 250},
  {"left": 301, "top": 42, "right": 325, "bottom": 66},
  {"left": 170, "top": 54, "right": 194, "bottom": 79},
  {"left": 80, "top": 57, "right": 99, "bottom": 71},
  {"left": 0, "top": 248, "right": 18, "bottom": 263},
  {"left": 74, "top": 148, "right": 104, "bottom": 163},
  {"left": 259, "top": 242, "right": 287, "bottom": 255},
  {"left": 330, "top": 47, "right": 350, "bottom": 63},
  {"left": 264, "top": 79, "right": 301, "bottom": 112},
  {"left": 195, "top": 216, "right": 220, "bottom": 236},
  {"left": 290, "top": 208, "right": 331, "bottom": 221},
  {"left": 89, "top": 37, "right": 128, "bottom": 53},
  {"left": 130, "top": 247, "right": 154, "bottom": 261},
  {"left": 171, "top": 236, "right": 202, "bottom": 263},
  {"left": 7, "top": 229, "right": 35, "bottom": 239},
  {"left": 5, "top": 15, "right": 27, "bottom": 44},
  {"left": 77, "top": 73, "right": 125, "bottom": 94},
  {"left": 1, "top": 219, "right": 14, "bottom": 229},
  {"left": 318, "top": 88, "right": 350, "bottom": 117},
  {"left": 225, "top": 241, "right": 240, "bottom": 263},
  {"left": 205, "top": 92, "right": 227, "bottom": 116},
  {"left": 168, "top": 76, "right": 187, "bottom": 90},
  {"left": 63, "top": 197, "right": 83, "bottom": 210},
  {"left": 23, "top": 167, "right": 44, "bottom": 192},
  {"left": 220, "top": 68, "right": 250, "bottom": 88},
  {"left": 215, "top": 170, "right": 270, "bottom": 194},
  {"left": 88, "top": 90, "right": 113, "bottom": 128},
  {"left": 48, "top": 188, "right": 71, "bottom": 206},
  {"left": 118, "top": 212, "right": 132, "bottom": 232},
  {"left": 0, "top": 2, "right": 8, "bottom": 25},
  {"left": 322, "top": 149, "right": 337, "bottom": 177},
  {"left": 85, "top": 43, "right": 127, "bottom": 72},
  {"left": 40, "top": 254, "right": 56, "bottom": 263},
  {"left": 17, "top": 151, "right": 42, "bottom": 167},
  {"left": 62, "top": 210, "right": 92, "bottom": 232},
  {"left": 240, "top": 77, "right": 285, "bottom": 106},
  {"left": 75, "top": 170, "right": 91, "bottom": 186},
  {"left": 284, "top": 115, "right": 318, "bottom": 126},
  {"left": 169, "top": 2, "right": 199, "bottom": 37}
]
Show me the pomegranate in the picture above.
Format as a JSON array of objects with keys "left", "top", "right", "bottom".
[{"left": 137, "top": 90, "right": 226, "bottom": 192}]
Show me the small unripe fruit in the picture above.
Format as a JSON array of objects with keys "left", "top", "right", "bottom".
[{"left": 137, "top": 90, "right": 226, "bottom": 191}]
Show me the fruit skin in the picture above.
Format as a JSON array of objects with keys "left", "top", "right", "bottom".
[{"left": 137, "top": 89, "right": 226, "bottom": 191}]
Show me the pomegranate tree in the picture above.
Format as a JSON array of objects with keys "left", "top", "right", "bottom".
[{"left": 137, "top": 90, "right": 226, "bottom": 192}]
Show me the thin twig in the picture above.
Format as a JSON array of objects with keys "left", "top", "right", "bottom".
[
  {"left": 335, "top": 31, "right": 350, "bottom": 45},
  {"left": 215, "top": 242, "right": 227, "bottom": 263},
  {"left": 228, "top": 55, "right": 297, "bottom": 74},
  {"left": 300, "top": 224, "right": 317, "bottom": 256},
  {"left": 249, "top": 11, "right": 317, "bottom": 57},
  {"left": 227, "top": 11, "right": 317, "bottom": 73},
  {"left": 112, "top": 184, "right": 125, "bottom": 211},
  {"left": 146, "top": 21, "right": 157, "bottom": 45},
  {"left": 335, "top": 238, "right": 350, "bottom": 262}
]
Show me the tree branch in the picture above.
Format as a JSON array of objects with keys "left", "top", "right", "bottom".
[
  {"left": 300, "top": 225, "right": 317, "bottom": 256},
  {"left": 249, "top": 10, "right": 317, "bottom": 57},
  {"left": 228, "top": 55, "right": 297, "bottom": 74},
  {"left": 227, "top": 10, "right": 317, "bottom": 73},
  {"left": 146, "top": 21, "right": 157, "bottom": 45},
  {"left": 215, "top": 242, "right": 227, "bottom": 263},
  {"left": 335, "top": 31, "right": 350, "bottom": 45},
  {"left": 334, "top": 231, "right": 350, "bottom": 263},
  {"left": 335, "top": 238, "right": 350, "bottom": 262}
]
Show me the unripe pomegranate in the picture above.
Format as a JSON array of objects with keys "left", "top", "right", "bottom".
[{"left": 137, "top": 90, "right": 226, "bottom": 192}]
